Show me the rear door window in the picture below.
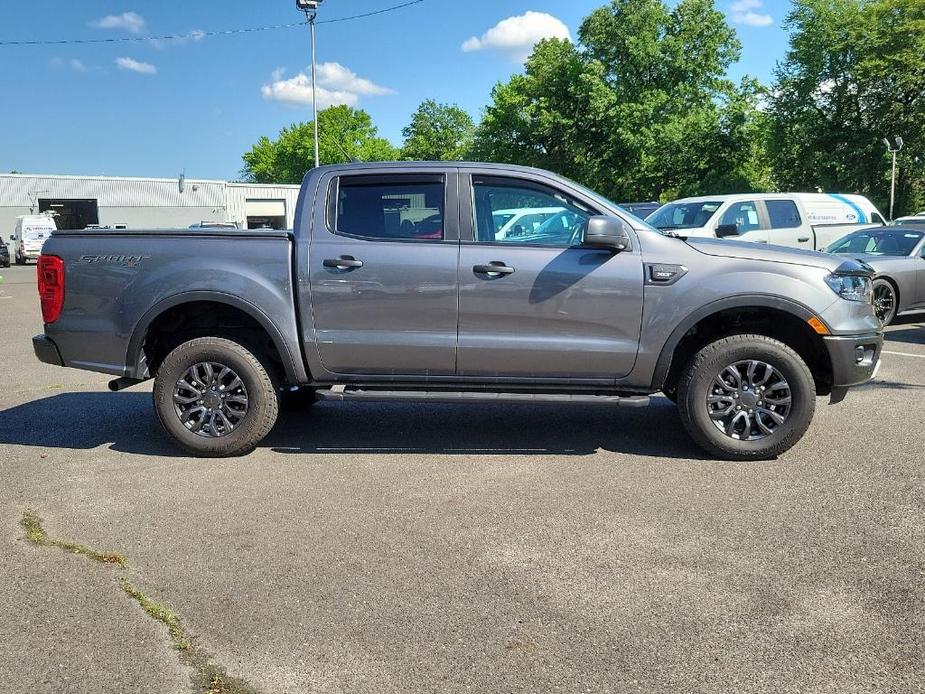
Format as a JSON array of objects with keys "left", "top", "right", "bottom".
[
  {"left": 333, "top": 175, "right": 445, "bottom": 241},
  {"left": 766, "top": 200, "right": 802, "bottom": 229}
]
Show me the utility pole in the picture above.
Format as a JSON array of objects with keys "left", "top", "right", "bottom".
[
  {"left": 296, "top": 1, "right": 326, "bottom": 169},
  {"left": 883, "top": 136, "right": 904, "bottom": 221}
]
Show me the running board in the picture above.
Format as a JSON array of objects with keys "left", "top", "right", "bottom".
[{"left": 315, "top": 386, "right": 650, "bottom": 407}]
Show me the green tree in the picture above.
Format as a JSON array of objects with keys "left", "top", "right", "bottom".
[
  {"left": 242, "top": 105, "right": 399, "bottom": 184},
  {"left": 401, "top": 100, "right": 475, "bottom": 161},
  {"left": 471, "top": 0, "right": 771, "bottom": 202},
  {"left": 767, "top": 0, "right": 925, "bottom": 216}
]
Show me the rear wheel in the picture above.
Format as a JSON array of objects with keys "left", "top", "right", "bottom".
[
  {"left": 677, "top": 334, "right": 816, "bottom": 461},
  {"left": 153, "top": 337, "right": 279, "bottom": 457},
  {"left": 872, "top": 278, "right": 897, "bottom": 326}
]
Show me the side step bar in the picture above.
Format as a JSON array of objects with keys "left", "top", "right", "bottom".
[{"left": 315, "top": 386, "right": 650, "bottom": 407}]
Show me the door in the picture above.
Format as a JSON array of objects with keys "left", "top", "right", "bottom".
[
  {"left": 763, "top": 199, "right": 814, "bottom": 248},
  {"left": 308, "top": 171, "right": 459, "bottom": 376},
  {"left": 456, "top": 173, "right": 644, "bottom": 381},
  {"left": 918, "top": 241, "right": 925, "bottom": 306},
  {"left": 715, "top": 199, "right": 769, "bottom": 244}
]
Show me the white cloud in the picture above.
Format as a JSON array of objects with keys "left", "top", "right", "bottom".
[
  {"left": 116, "top": 57, "right": 157, "bottom": 75},
  {"left": 260, "top": 62, "right": 394, "bottom": 108},
  {"left": 90, "top": 11, "right": 146, "bottom": 33},
  {"left": 50, "top": 57, "right": 89, "bottom": 72},
  {"left": 462, "top": 11, "right": 571, "bottom": 60},
  {"left": 729, "top": 0, "right": 774, "bottom": 27}
]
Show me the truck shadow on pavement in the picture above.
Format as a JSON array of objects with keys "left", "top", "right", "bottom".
[
  {"left": 884, "top": 320, "right": 924, "bottom": 346},
  {"left": 0, "top": 391, "right": 709, "bottom": 460}
]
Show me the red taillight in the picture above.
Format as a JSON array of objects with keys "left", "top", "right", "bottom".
[{"left": 37, "top": 255, "right": 65, "bottom": 323}]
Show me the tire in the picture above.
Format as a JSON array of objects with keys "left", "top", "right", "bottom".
[
  {"left": 677, "top": 334, "right": 816, "bottom": 461},
  {"left": 153, "top": 337, "right": 279, "bottom": 457},
  {"left": 872, "top": 278, "right": 898, "bottom": 326}
]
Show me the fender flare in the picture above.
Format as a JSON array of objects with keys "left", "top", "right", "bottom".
[
  {"left": 125, "top": 291, "right": 304, "bottom": 383},
  {"left": 650, "top": 294, "right": 825, "bottom": 390}
]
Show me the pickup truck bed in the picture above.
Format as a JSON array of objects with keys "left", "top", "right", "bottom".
[{"left": 43, "top": 228, "right": 306, "bottom": 384}]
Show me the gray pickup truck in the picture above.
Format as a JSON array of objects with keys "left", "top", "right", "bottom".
[{"left": 33, "top": 162, "right": 883, "bottom": 460}]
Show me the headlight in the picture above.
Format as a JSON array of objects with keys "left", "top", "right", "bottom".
[{"left": 825, "top": 273, "right": 872, "bottom": 302}]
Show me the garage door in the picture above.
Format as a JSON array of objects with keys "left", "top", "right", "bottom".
[{"left": 245, "top": 199, "right": 286, "bottom": 217}]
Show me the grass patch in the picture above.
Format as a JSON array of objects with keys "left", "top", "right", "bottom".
[
  {"left": 119, "top": 577, "right": 191, "bottom": 651},
  {"left": 20, "top": 510, "right": 257, "bottom": 694},
  {"left": 20, "top": 510, "right": 127, "bottom": 567}
]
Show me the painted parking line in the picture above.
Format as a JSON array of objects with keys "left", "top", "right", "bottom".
[{"left": 883, "top": 350, "right": 925, "bottom": 359}]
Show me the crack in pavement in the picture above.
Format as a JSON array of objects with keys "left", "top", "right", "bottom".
[{"left": 19, "top": 510, "right": 258, "bottom": 694}]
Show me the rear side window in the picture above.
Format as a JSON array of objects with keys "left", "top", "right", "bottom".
[
  {"left": 333, "top": 175, "right": 445, "bottom": 241},
  {"left": 870, "top": 213, "right": 885, "bottom": 225},
  {"left": 766, "top": 200, "right": 802, "bottom": 229}
]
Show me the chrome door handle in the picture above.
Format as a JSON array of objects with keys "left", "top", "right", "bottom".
[
  {"left": 323, "top": 256, "right": 364, "bottom": 271},
  {"left": 473, "top": 262, "right": 515, "bottom": 277}
]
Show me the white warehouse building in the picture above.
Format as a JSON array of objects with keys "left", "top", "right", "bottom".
[{"left": 0, "top": 173, "right": 301, "bottom": 242}]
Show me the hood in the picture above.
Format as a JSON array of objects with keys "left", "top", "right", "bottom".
[
  {"left": 832, "top": 252, "right": 911, "bottom": 270},
  {"left": 685, "top": 237, "right": 846, "bottom": 272}
]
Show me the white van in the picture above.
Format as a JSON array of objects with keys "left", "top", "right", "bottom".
[
  {"left": 647, "top": 193, "right": 885, "bottom": 250},
  {"left": 11, "top": 214, "right": 58, "bottom": 265}
]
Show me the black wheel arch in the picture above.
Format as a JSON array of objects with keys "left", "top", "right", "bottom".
[
  {"left": 652, "top": 295, "right": 833, "bottom": 395},
  {"left": 125, "top": 291, "right": 306, "bottom": 385}
]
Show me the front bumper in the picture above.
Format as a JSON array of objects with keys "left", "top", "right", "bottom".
[
  {"left": 33, "top": 334, "right": 64, "bottom": 367},
  {"left": 824, "top": 333, "right": 882, "bottom": 388}
]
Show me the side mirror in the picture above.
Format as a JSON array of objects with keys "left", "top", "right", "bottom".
[
  {"left": 715, "top": 223, "right": 739, "bottom": 238},
  {"left": 584, "top": 216, "right": 632, "bottom": 252}
]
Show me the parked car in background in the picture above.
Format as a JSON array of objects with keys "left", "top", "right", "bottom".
[
  {"left": 647, "top": 193, "right": 884, "bottom": 250},
  {"left": 11, "top": 214, "right": 57, "bottom": 265},
  {"left": 826, "top": 226, "right": 925, "bottom": 325},
  {"left": 189, "top": 221, "right": 240, "bottom": 230},
  {"left": 620, "top": 201, "right": 660, "bottom": 219},
  {"left": 0, "top": 240, "right": 10, "bottom": 268},
  {"left": 890, "top": 213, "right": 925, "bottom": 227},
  {"left": 491, "top": 207, "right": 565, "bottom": 241}
]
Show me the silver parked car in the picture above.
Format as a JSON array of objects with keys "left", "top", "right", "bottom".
[{"left": 827, "top": 225, "right": 925, "bottom": 325}]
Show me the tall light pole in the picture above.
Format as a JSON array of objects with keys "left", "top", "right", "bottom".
[
  {"left": 883, "top": 136, "right": 904, "bottom": 221},
  {"left": 296, "top": 0, "right": 325, "bottom": 168}
]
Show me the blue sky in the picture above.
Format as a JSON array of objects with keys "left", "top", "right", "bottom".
[{"left": 0, "top": 0, "right": 793, "bottom": 181}]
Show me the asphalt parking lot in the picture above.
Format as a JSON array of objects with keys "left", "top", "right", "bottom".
[{"left": 0, "top": 262, "right": 923, "bottom": 694}]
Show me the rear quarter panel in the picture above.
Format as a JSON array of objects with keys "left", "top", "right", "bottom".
[{"left": 42, "top": 231, "right": 304, "bottom": 380}]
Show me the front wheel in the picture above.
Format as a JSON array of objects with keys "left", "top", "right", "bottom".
[
  {"left": 153, "top": 337, "right": 279, "bottom": 457},
  {"left": 677, "top": 334, "right": 816, "bottom": 461}
]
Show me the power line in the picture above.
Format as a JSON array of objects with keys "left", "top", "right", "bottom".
[
  {"left": 317, "top": 0, "right": 425, "bottom": 24},
  {"left": 0, "top": 22, "right": 307, "bottom": 47},
  {"left": 0, "top": 1, "right": 426, "bottom": 47}
]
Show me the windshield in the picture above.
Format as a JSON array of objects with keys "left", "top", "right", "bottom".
[
  {"left": 23, "top": 227, "right": 51, "bottom": 242},
  {"left": 647, "top": 201, "right": 722, "bottom": 230},
  {"left": 827, "top": 229, "right": 923, "bottom": 256}
]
